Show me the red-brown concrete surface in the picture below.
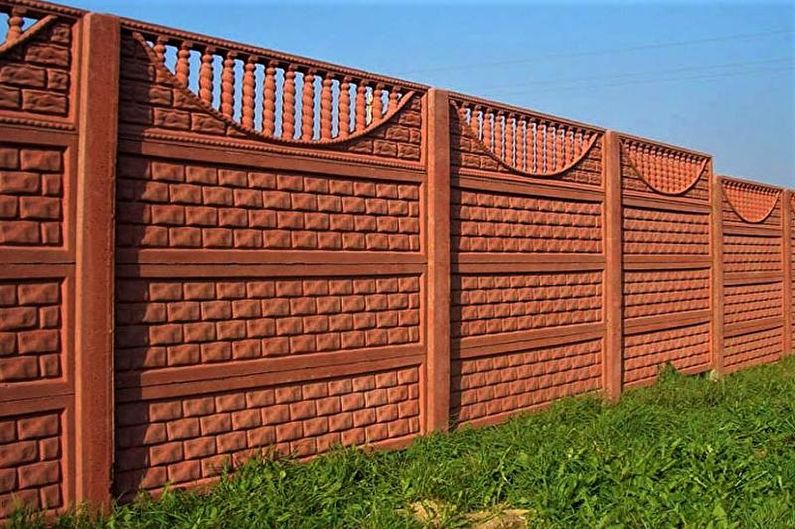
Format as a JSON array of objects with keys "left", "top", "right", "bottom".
[{"left": 0, "top": 0, "right": 792, "bottom": 519}]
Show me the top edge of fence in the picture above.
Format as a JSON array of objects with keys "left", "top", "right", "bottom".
[
  {"left": 449, "top": 90, "right": 607, "bottom": 134},
  {"left": 0, "top": 0, "right": 85, "bottom": 18},
  {"left": 718, "top": 174, "right": 787, "bottom": 192},
  {"left": 118, "top": 17, "right": 430, "bottom": 92},
  {"left": 616, "top": 131, "right": 712, "bottom": 159}
]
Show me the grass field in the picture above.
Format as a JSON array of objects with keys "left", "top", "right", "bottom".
[{"left": 10, "top": 356, "right": 795, "bottom": 528}]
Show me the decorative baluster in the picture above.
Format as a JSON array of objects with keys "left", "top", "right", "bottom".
[
  {"left": 526, "top": 119, "right": 536, "bottom": 172},
  {"left": 536, "top": 121, "right": 546, "bottom": 172},
  {"left": 6, "top": 8, "right": 24, "bottom": 43},
  {"left": 373, "top": 83, "right": 384, "bottom": 121},
  {"left": 389, "top": 86, "right": 400, "bottom": 114},
  {"left": 282, "top": 65, "right": 297, "bottom": 140},
  {"left": 199, "top": 46, "right": 215, "bottom": 106},
  {"left": 458, "top": 104, "right": 470, "bottom": 141},
  {"left": 320, "top": 73, "right": 333, "bottom": 140},
  {"left": 545, "top": 122, "right": 556, "bottom": 172},
  {"left": 556, "top": 127, "right": 567, "bottom": 170},
  {"left": 221, "top": 51, "right": 236, "bottom": 118},
  {"left": 338, "top": 77, "right": 351, "bottom": 139},
  {"left": 505, "top": 114, "right": 514, "bottom": 166},
  {"left": 494, "top": 112, "right": 504, "bottom": 161},
  {"left": 558, "top": 127, "right": 568, "bottom": 170},
  {"left": 154, "top": 36, "right": 167, "bottom": 66},
  {"left": 471, "top": 106, "right": 481, "bottom": 140},
  {"left": 518, "top": 118, "right": 527, "bottom": 171},
  {"left": 301, "top": 69, "right": 315, "bottom": 141},
  {"left": 262, "top": 61, "right": 277, "bottom": 136},
  {"left": 241, "top": 56, "right": 256, "bottom": 129},
  {"left": 175, "top": 41, "right": 191, "bottom": 87},
  {"left": 482, "top": 111, "right": 492, "bottom": 150},
  {"left": 355, "top": 82, "right": 367, "bottom": 132},
  {"left": 573, "top": 130, "right": 582, "bottom": 159}
]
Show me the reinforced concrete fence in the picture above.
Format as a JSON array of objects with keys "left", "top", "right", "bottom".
[{"left": 0, "top": 0, "right": 792, "bottom": 518}]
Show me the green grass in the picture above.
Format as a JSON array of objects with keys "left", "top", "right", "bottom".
[{"left": 11, "top": 356, "right": 795, "bottom": 529}]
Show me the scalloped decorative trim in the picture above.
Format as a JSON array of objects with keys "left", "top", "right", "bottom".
[
  {"left": 451, "top": 101, "right": 599, "bottom": 178},
  {"left": 132, "top": 32, "right": 417, "bottom": 149},
  {"left": 722, "top": 180, "right": 781, "bottom": 223},
  {"left": 0, "top": 15, "right": 56, "bottom": 56},
  {"left": 621, "top": 140, "right": 707, "bottom": 196}
]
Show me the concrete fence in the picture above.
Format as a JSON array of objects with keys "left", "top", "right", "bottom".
[{"left": 0, "top": 0, "right": 792, "bottom": 518}]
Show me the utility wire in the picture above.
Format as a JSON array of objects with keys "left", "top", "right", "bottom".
[
  {"left": 394, "top": 28, "right": 793, "bottom": 75},
  {"left": 482, "top": 64, "right": 794, "bottom": 97},
  {"left": 481, "top": 57, "right": 793, "bottom": 94}
]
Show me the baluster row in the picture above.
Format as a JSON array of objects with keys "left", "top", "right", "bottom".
[
  {"left": 462, "top": 104, "right": 593, "bottom": 174},
  {"left": 144, "top": 36, "right": 406, "bottom": 141}
]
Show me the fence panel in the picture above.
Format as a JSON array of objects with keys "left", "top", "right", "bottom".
[
  {"left": 619, "top": 136, "right": 714, "bottom": 386},
  {"left": 447, "top": 95, "right": 607, "bottom": 427},
  {"left": 720, "top": 178, "right": 785, "bottom": 372},
  {"left": 111, "top": 21, "right": 429, "bottom": 498}
]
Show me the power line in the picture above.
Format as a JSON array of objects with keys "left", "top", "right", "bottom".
[
  {"left": 481, "top": 57, "right": 793, "bottom": 94},
  {"left": 393, "top": 28, "right": 793, "bottom": 75},
  {"left": 481, "top": 64, "right": 793, "bottom": 98}
]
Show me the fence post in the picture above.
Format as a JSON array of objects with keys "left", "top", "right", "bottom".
[
  {"left": 783, "top": 189, "right": 792, "bottom": 356},
  {"left": 425, "top": 89, "right": 451, "bottom": 431},
  {"left": 74, "top": 13, "right": 120, "bottom": 508},
  {"left": 603, "top": 131, "right": 623, "bottom": 401},
  {"left": 710, "top": 172, "right": 725, "bottom": 373}
]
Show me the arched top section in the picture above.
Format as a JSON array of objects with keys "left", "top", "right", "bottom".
[
  {"left": 722, "top": 178, "right": 781, "bottom": 224},
  {"left": 621, "top": 138, "right": 708, "bottom": 195},
  {"left": 0, "top": 10, "right": 57, "bottom": 55},
  {"left": 451, "top": 96, "right": 602, "bottom": 178},
  {"left": 127, "top": 21, "right": 425, "bottom": 144}
]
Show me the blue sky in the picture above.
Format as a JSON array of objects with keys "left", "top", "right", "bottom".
[{"left": 73, "top": 0, "right": 793, "bottom": 187}]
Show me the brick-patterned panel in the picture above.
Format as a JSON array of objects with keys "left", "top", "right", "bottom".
[
  {"left": 0, "top": 145, "right": 64, "bottom": 247},
  {"left": 451, "top": 339, "right": 602, "bottom": 425},
  {"left": 623, "top": 323, "right": 711, "bottom": 385},
  {"left": 0, "top": 411, "right": 63, "bottom": 520},
  {"left": 451, "top": 189, "right": 602, "bottom": 253},
  {"left": 450, "top": 112, "right": 603, "bottom": 187},
  {"left": 724, "top": 327, "right": 782, "bottom": 371},
  {"left": 118, "top": 35, "right": 422, "bottom": 163},
  {"left": 623, "top": 269, "right": 710, "bottom": 320},
  {"left": 723, "top": 234, "right": 782, "bottom": 274},
  {"left": 114, "top": 367, "right": 420, "bottom": 495},
  {"left": 622, "top": 207, "right": 709, "bottom": 255},
  {"left": 115, "top": 276, "right": 421, "bottom": 372},
  {"left": 0, "top": 279, "right": 62, "bottom": 383},
  {"left": 116, "top": 156, "right": 421, "bottom": 252},
  {"left": 724, "top": 282, "right": 783, "bottom": 326},
  {"left": 622, "top": 159, "right": 709, "bottom": 202},
  {"left": 0, "top": 20, "right": 72, "bottom": 118},
  {"left": 451, "top": 272, "right": 602, "bottom": 338}
]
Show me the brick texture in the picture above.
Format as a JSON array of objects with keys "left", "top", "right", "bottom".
[
  {"left": 623, "top": 270, "right": 710, "bottom": 320},
  {"left": 115, "top": 276, "right": 421, "bottom": 372},
  {"left": 0, "top": 20, "right": 72, "bottom": 117},
  {"left": 452, "top": 272, "right": 602, "bottom": 338},
  {"left": 114, "top": 367, "right": 420, "bottom": 495},
  {"left": 0, "top": 411, "right": 63, "bottom": 519},
  {"left": 624, "top": 323, "right": 711, "bottom": 385},
  {"left": 623, "top": 207, "right": 709, "bottom": 255},
  {"left": 116, "top": 156, "right": 421, "bottom": 252},
  {"left": 451, "top": 340, "right": 602, "bottom": 424},
  {"left": 0, "top": 280, "right": 62, "bottom": 383},
  {"left": 0, "top": 145, "right": 64, "bottom": 247},
  {"left": 452, "top": 189, "right": 602, "bottom": 253}
]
